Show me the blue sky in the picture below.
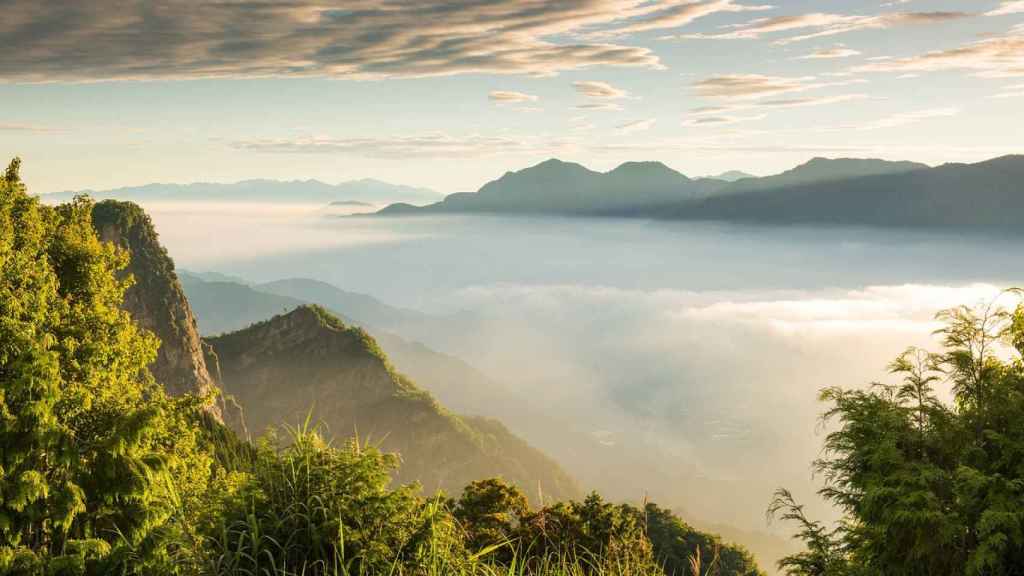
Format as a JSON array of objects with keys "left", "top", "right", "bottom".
[{"left": 1, "top": 0, "right": 1022, "bottom": 194}]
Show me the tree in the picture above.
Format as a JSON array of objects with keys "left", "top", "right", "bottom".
[
  {"left": 454, "top": 478, "right": 530, "bottom": 562},
  {"left": 773, "top": 293, "right": 1024, "bottom": 576}
]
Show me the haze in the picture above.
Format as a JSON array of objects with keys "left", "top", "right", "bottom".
[{"left": 147, "top": 203, "right": 1024, "bottom": 531}]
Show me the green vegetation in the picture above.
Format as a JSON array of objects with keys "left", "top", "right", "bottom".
[
  {"left": 0, "top": 158, "right": 212, "bottom": 573},
  {"left": 2, "top": 159, "right": 762, "bottom": 575},
  {"left": 772, "top": 292, "right": 1024, "bottom": 575}
]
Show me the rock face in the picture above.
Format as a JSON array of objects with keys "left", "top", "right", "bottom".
[
  {"left": 91, "top": 200, "right": 221, "bottom": 416},
  {"left": 207, "top": 305, "right": 579, "bottom": 501}
]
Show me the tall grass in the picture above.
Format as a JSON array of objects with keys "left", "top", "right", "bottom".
[{"left": 191, "top": 422, "right": 668, "bottom": 576}]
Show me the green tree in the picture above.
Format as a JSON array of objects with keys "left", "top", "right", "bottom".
[
  {"left": 773, "top": 293, "right": 1024, "bottom": 576},
  {"left": 454, "top": 478, "right": 530, "bottom": 562},
  {"left": 639, "top": 502, "right": 762, "bottom": 576},
  {"left": 0, "top": 158, "right": 211, "bottom": 574}
]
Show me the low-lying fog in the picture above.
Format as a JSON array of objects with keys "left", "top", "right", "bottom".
[{"left": 148, "top": 203, "right": 1024, "bottom": 537}]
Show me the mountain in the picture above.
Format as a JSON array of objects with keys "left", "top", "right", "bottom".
[
  {"left": 178, "top": 273, "right": 513, "bottom": 415},
  {"left": 206, "top": 305, "right": 579, "bottom": 500},
  {"left": 675, "top": 155, "right": 1024, "bottom": 228},
  {"left": 90, "top": 201, "right": 221, "bottom": 411},
  {"left": 708, "top": 170, "right": 756, "bottom": 182},
  {"left": 95, "top": 206, "right": 577, "bottom": 501},
  {"left": 376, "top": 155, "right": 1024, "bottom": 230},
  {"left": 376, "top": 157, "right": 931, "bottom": 218},
  {"left": 380, "top": 159, "right": 719, "bottom": 216},
  {"left": 256, "top": 277, "right": 427, "bottom": 330},
  {"left": 717, "top": 157, "right": 928, "bottom": 196},
  {"left": 45, "top": 178, "right": 441, "bottom": 206}
]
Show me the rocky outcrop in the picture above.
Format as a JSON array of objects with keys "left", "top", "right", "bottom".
[
  {"left": 207, "top": 305, "right": 578, "bottom": 501},
  {"left": 91, "top": 200, "right": 220, "bottom": 416}
]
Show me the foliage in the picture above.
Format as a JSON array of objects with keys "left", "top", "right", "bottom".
[
  {"left": 0, "top": 158, "right": 214, "bottom": 574},
  {"left": 772, "top": 291, "right": 1024, "bottom": 576}
]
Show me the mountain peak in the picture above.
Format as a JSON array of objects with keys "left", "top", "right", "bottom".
[{"left": 609, "top": 160, "right": 679, "bottom": 174}]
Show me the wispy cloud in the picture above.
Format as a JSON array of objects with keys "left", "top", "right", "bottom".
[
  {"left": 0, "top": 122, "right": 65, "bottom": 134},
  {"left": 852, "top": 29, "right": 1024, "bottom": 78},
  {"left": 692, "top": 74, "right": 865, "bottom": 100},
  {"left": 617, "top": 118, "right": 656, "bottom": 133},
  {"left": 573, "top": 102, "right": 625, "bottom": 111},
  {"left": 798, "top": 46, "right": 862, "bottom": 59},
  {"left": 489, "top": 90, "right": 539, "bottom": 103},
  {"left": 681, "top": 114, "right": 766, "bottom": 126},
  {"left": 230, "top": 133, "right": 575, "bottom": 158},
  {"left": 852, "top": 107, "right": 960, "bottom": 130},
  {"left": 573, "top": 80, "right": 629, "bottom": 99},
  {"left": 682, "top": 93, "right": 868, "bottom": 126},
  {"left": 987, "top": 1, "right": 1024, "bottom": 16},
  {"left": 674, "top": 11, "right": 970, "bottom": 45},
  {"left": 991, "top": 83, "right": 1024, "bottom": 98},
  {"left": 596, "top": 0, "right": 773, "bottom": 36}
]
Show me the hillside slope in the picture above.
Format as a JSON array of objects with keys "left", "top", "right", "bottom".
[{"left": 206, "top": 305, "right": 579, "bottom": 500}]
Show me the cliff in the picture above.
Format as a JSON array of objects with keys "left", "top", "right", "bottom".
[{"left": 91, "top": 200, "right": 221, "bottom": 415}]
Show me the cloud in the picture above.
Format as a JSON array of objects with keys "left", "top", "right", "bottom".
[
  {"left": 852, "top": 107, "right": 959, "bottom": 130},
  {"left": 681, "top": 114, "right": 766, "bottom": 126},
  {"left": 991, "top": 82, "right": 1024, "bottom": 98},
  {"left": 682, "top": 93, "right": 868, "bottom": 125},
  {"left": 489, "top": 90, "right": 539, "bottom": 103},
  {"left": 0, "top": 0, "right": 710, "bottom": 82},
  {"left": 0, "top": 123, "right": 65, "bottom": 134},
  {"left": 617, "top": 118, "right": 656, "bottom": 132},
  {"left": 987, "top": 1, "right": 1024, "bottom": 16},
  {"left": 798, "top": 46, "right": 862, "bottom": 59},
  {"left": 574, "top": 102, "right": 625, "bottom": 111},
  {"left": 674, "top": 11, "right": 970, "bottom": 45},
  {"left": 229, "top": 133, "right": 575, "bottom": 158},
  {"left": 573, "top": 80, "right": 629, "bottom": 98},
  {"left": 691, "top": 74, "right": 865, "bottom": 100},
  {"left": 853, "top": 30, "right": 1024, "bottom": 78}
]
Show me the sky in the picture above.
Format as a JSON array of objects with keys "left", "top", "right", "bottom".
[{"left": 1, "top": 0, "right": 1023, "bottom": 195}]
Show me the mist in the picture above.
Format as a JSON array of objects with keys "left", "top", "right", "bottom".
[{"left": 144, "top": 201, "right": 1024, "bottom": 535}]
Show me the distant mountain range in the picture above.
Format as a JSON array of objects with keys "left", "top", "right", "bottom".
[
  {"left": 44, "top": 178, "right": 441, "bottom": 205},
  {"left": 381, "top": 159, "right": 721, "bottom": 216},
  {"left": 378, "top": 155, "right": 1024, "bottom": 229},
  {"left": 676, "top": 155, "right": 1024, "bottom": 228}
]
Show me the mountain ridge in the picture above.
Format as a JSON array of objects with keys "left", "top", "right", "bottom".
[
  {"left": 44, "top": 178, "right": 442, "bottom": 206},
  {"left": 376, "top": 154, "right": 1024, "bottom": 229},
  {"left": 206, "top": 304, "right": 580, "bottom": 501}
]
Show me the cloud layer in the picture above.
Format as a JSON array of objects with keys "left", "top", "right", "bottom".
[{"left": 0, "top": 0, "right": 777, "bottom": 82}]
